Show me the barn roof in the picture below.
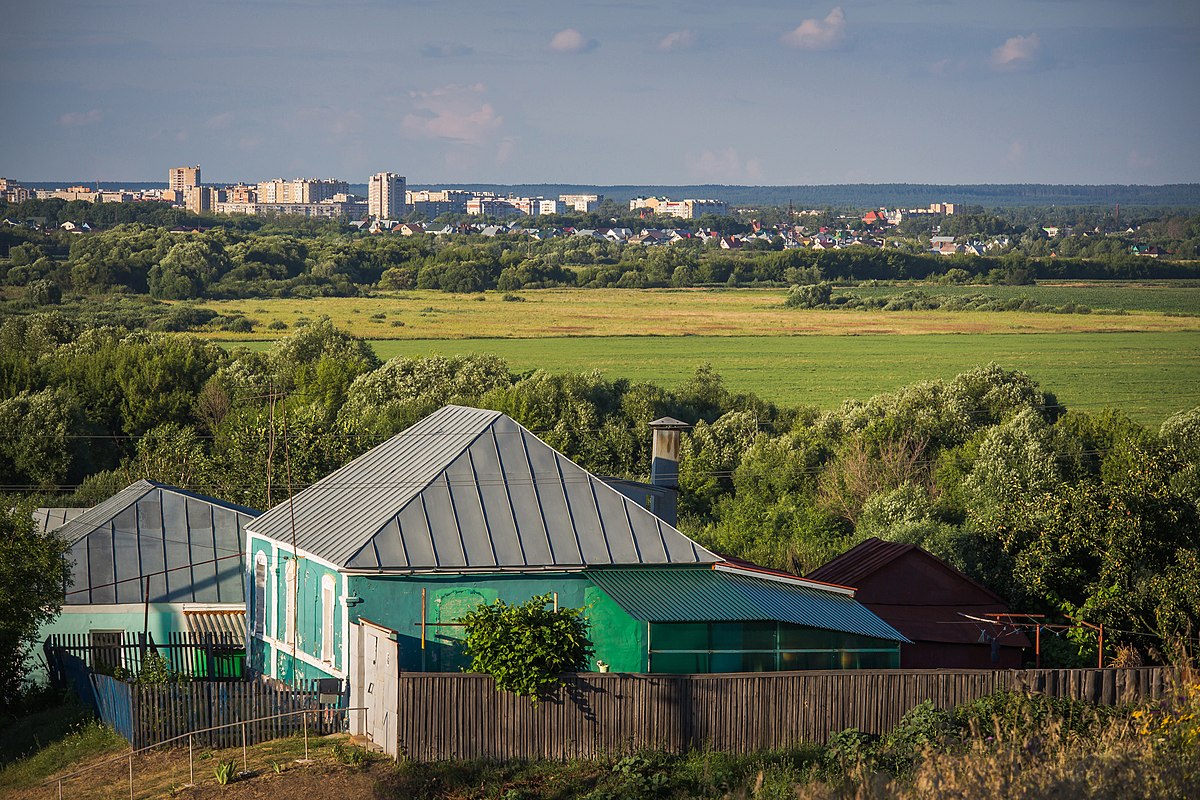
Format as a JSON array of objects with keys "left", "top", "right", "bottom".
[
  {"left": 807, "top": 538, "right": 1029, "bottom": 648},
  {"left": 248, "top": 405, "right": 719, "bottom": 571},
  {"left": 807, "top": 538, "right": 1005, "bottom": 604},
  {"left": 57, "top": 480, "right": 260, "bottom": 605}
]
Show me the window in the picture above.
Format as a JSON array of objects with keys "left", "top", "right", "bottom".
[
  {"left": 90, "top": 630, "right": 124, "bottom": 673},
  {"left": 284, "top": 559, "right": 296, "bottom": 645},
  {"left": 253, "top": 553, "right": 267, "bottom": 637},
  {"left": 321, "top": 575, "right": 336, "bottom": 664},
  {"left": 648, "top": 621, "right": 900, "bottom": 674}
]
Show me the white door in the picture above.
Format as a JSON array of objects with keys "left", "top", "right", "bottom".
[{"left": 357, "top": 620, "right": 399, "bottom": 757}]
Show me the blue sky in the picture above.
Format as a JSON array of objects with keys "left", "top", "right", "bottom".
[{"left": 3, "top": 0, "right": 1198, "bottom": 185}]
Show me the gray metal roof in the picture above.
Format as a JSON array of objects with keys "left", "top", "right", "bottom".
[
  {"left": 57, "top": 480, "right": 260, "bottom": 606},
  {"left": 588, "top": 568, "right": 909, "bottom": 643},
  {"left": 248, "top": 405, "right": 720, "bottom": 571},
  {"left": 33, "top": 507, "right": 90, "bottom": 533}
]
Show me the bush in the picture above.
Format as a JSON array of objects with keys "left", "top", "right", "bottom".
[
  {"left": 784, "top": 282, "right": 833, "bottom": 308},
  {"left": 460, "top": 594, "right": 593, "bottom": 703}
]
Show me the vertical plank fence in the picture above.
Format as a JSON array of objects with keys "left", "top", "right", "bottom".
[
  {"left": 44, "top": 632, "right": 245, "bottom": 684},
  {"left": 128, "top": 678, "right": 346, "bottom": 749},
  {"left": 392, "top": 667, "right": 1181, "bottom": 761}
]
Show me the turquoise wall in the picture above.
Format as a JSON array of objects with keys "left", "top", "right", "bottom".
[
  {"left": 346, "top": 572, "right": 646, "bottom": 673},
  {"left": 32, "top": 605, "right": 190, "bottom": 683},
  {"left": 248, "top": 533, "right": 342, "bottom": 682}
]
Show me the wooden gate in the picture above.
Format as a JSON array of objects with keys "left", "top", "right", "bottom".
[{"left": 351, "top": 618, "right": 400, "bottom": 758}]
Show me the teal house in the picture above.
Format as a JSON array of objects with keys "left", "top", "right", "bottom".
[
  {"left": 244, "top": 405, "right": 906, "bottom": 695},
  {"left": 38, "top": 480, "right": 259, "bottom": 674}
]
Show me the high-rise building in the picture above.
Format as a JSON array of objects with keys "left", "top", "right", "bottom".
[
  {"left": 368, "top": 172, "right": 406, "bottom": 219},
  {"left": 169, "top": 165, "right": 201, "bottom": 194}
]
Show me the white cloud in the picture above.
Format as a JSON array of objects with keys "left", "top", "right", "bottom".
[
  {"left": 58, "top": 109, "right": 103, "bottom": 127},
  {"left": 781, "top": 8, "right": 846, "bottom": 51},
  {"left": 658, "top": 30, "right": 696, "bottom": 52},
  {"left": 992, "top": 33, "right": 1041, "bottom": 70},
  {"left": 685, "top": 148, "right": 763, "bottom": 183},
  {"left": 549, "top": 28, "right": 597, "bottom": 54},
  {"left": 402, "top": 83, "right": 503, "bottom": 145}
]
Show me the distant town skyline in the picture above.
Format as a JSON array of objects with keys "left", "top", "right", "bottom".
[{"left": 3, "top": 1, "right": 1198, "bottom": 186}]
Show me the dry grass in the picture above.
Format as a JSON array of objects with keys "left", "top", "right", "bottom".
[
  {"left": 190, "top": 288, "right": 1200, "bottom": 341},
  {"left": 2, "top": 732, "right": 386, "bottom": 800}
]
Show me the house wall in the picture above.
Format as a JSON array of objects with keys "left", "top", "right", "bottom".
[
  {"left": 345, "top": 572, "right": 647, "bottom": 673},
  {"left": 32, "top": 603, "right": 189, "bottom": 683},
  {"left": 248, "top": 533, "right": 345, "bottom": 683}
]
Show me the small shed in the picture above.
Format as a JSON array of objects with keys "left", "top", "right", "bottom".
[
  {"left": 39, "top": 480, "right": 260, "bottom": 663},
  {"left": 807, "top": 538, "right": 1031, "bottom": 669}
]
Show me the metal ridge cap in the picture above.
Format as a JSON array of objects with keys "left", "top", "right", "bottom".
[
  {"left": 339, "top": 564, "right": 591, "bottom": 576},
  {"left": 712, "top": 562, "right": 857, "bottom": 597}
]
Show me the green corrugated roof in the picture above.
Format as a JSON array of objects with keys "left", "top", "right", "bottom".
[{"left": 588, "top": 568, "right": 908, "bottom": 643}]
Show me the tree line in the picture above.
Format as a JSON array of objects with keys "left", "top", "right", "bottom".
[
  {"left": 4, "top": 220, "right": 1199, "bottom": 312},
  {"left": 2, "top": 314, "right": 1197, "bottom": 667}
]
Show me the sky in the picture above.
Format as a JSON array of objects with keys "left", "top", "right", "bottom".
[{"left": 2, "top": 0, "right": 1198, "bottom": 186}]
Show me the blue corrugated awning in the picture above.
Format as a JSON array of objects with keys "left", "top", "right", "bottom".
[{"left": 588, "top": 567, "right": 908, "bottom": 643}]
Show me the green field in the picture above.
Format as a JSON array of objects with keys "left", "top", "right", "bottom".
[
  {"left": 841, "top": 281, "right": 1200, "bottom": 314},
  {"left": 331, "top": 332, "right": 1199, "bottom": 425}
]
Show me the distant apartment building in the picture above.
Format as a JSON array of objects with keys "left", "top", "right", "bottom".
[
  {"left": 256, "top": 178, "right": 349, "bottom": 204},
  {"left": 466, "top": 196, "right": 522, "bottom": 218},
  {"left": 368, "top": 172, "right": 407, "bottom": 219},
  {"left": 559, "top": 193, "right": 601, "bottom": 213},
  {"left": 1, "top": 178, "right": 31, "bottom": 203},
  {"left": 228, "top": 185, "right": 257, "bottom": 204},
  {"left": 462, "top": 194, "right": 559, "bottom": 218},
  {"left": 212, "top": 199, "right": 368, "bottom": 218},
  {"left": 36, "top": 186, "right": 100, "bottom": 203},
  {"left": 169, "top": 165, "right": 201, "bottom": 194},
  {"left": 928, "top": 202, "right": 958, "bottom": 215},
  {"left": 629, "top": 196, "right": 728, "bottom": 219},
  {"left": 406, "top": 188, "right": 472, "bottom": 217},
  {"left": 185, "top": 186, "right": 221, "bottom": 214}
]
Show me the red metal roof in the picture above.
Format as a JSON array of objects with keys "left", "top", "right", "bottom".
[
  {"left": 806, "top": 538, "right": 1031, "bottom": 649},
  {"left": 807, "top": 538, "right": 918, "bottom": 589}
]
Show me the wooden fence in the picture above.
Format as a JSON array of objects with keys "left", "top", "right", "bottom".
[
  {"left": 126, "top": 677, "right": 347, "bottom": 749},
  {"left": 392, "top": 667, "right": 1180, "bottom": 761},
  {"left": 44, "top": 632, "right": 245, "bottom": 684}
]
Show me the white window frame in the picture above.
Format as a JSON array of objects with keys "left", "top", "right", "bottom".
[
  {"left": 253, "top": 553, "right": 268, "bottom": 638},
  {"left": 284, "top": 559, "right": 296, "bottom": 646},
  {"left": 321, "top": 574, "right": 336, "bottom": 664}
]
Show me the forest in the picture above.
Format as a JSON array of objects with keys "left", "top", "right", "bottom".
[{"left": 2, "top": 313, "right": 1197, "bottom": 668}]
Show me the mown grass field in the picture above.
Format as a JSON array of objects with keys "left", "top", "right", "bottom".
[{"left": 209, "top": 285, "right": 1200, "bottom": 425}]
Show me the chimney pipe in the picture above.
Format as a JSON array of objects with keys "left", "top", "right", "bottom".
[{"left": 649, "top": 417, "right": 691, "bottom": 489}]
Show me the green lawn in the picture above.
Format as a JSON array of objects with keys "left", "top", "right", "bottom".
[{"left": 354, "top": 331, "right": 1200, "bottom": 425}]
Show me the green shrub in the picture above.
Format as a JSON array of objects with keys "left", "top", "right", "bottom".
[
  {"left": 330, "top": 742, "right": 368, "bottom": 765},
  {"left": 460, "top": 594, "right": 593, "bottom": 703}
]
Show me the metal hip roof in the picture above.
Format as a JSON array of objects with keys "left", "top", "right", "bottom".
[{"left": 249, "top": 405, "right": 718, "bottom": 571}]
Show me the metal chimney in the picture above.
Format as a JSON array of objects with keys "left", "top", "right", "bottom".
[{"left": 649, "top": 416, "right": 691, "bottom": 489}]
